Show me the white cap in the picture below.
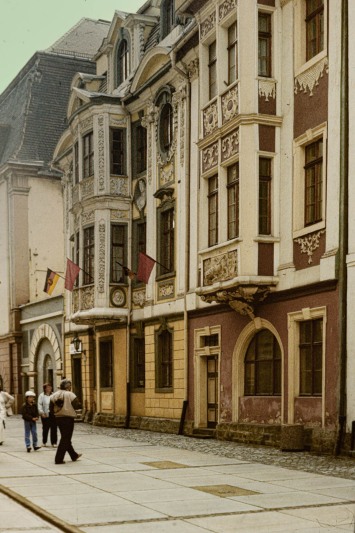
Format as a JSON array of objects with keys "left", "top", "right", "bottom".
[{"left": 25, "top": 390, "right": 36, "bottom": 397}]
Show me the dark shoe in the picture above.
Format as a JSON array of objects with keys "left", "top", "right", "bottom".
[
  {"left": 55, "top": 461, "right": 65, "bottom": 464},
  {"left": 0, "top": 442, "right": 3, "bottom": 445},
  {"left": 34, "top": 446, "right": 41, "bottom": 451},
  {"left": 73, "top": 453, "right": 82, "bottom": 462},
  {"left": 27, "top": 448, "right": 31, "bottom": 453}
]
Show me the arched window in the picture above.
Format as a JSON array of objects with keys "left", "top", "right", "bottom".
[
  {"left": 244, "top": 329, "right": 281, "bottom": 396},
  {"left": 117, "top": 39, "right": 129, "bottom": 86},
  {"left": 156, "top": 89, "right": 174, "bottom": 157}
]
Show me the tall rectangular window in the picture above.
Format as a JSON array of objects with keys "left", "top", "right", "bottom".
[
  {"left": 159, "top": 208, "right": 174, "bottom": 275},
  {"left": 259, "top": 158, "right": 272, "bottom": 235},
  {"left": 83, "top": 226, "right": 94, "bottom": 285},
  {"left": 258, "top": 13, "right": 272, "bottom": 77},
  {"left": 227, "top": 164, "right": 239, "bottom": 240},
  {"left": 73, "top": 142, "right": 79, "bottom": 185},
  {"left": 208, "top": 175, "right": 218, "bottom": 247},
  {"left": 83, "top": 132, "right": 94, "bottom": 179},
  {"left": 75, "top": 232, "right": 80, "bottom": 287},
  {"left": 100, "top": 339, "right": 113, "bottom": 388},
  {"left": 228, "top": 22, "right": 238, "bottom": 84},
  {"left": 111, "top": 224, "right": 127, "bottom": 283},
  {"left": 156, "top": 330, "right": 173, "bottom": 390},
  {"left": 299, "top": 319, "right": 322, "bottom": 396},
  {"left": 208, "top": 40, "right": 217, "bottom": 100},
  {"left": 111, "top": 129, "right": 126, "bottom": 175},
  {"left": 305, "top": 139, "right": 323, "bottom": 226},
  {"left": 132, "top": 219, "right": 146, "bottom": 278},
  {"left": 132, "top": 122, "right": 147, "bottom": 175},
  {"left": 131, "top": 337, "right": 145, "bottom": 389},
  {"left": 306, "top": 0, "right": 324, "bottom": 61}
]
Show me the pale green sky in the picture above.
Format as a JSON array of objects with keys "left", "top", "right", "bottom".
[{"left": 0, "top": 0, "right": 145, "bottom": 93}]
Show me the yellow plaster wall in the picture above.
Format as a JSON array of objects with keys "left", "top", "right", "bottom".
[{"left": 145, "top": 319, "right": 185, "bottom": 420}]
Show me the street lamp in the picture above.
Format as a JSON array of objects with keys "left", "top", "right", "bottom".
[{"left": 71, "top": 336, "right": 82, "bottom": 353}]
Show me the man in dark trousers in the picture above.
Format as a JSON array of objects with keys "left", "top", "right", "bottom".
[{"left": 50, "top": 379, "right": 82, "bottom": 464}]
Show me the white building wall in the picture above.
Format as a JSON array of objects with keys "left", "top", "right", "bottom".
[{"left": 0, "top": 179, "right": 10, "bottom": 335}]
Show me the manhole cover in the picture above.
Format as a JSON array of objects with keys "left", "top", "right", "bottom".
[
  {"left": 142, "top": 461, "right": 189, "bottom": 469},
  {"left": 193, "top": 484, "right": 259, "bottom": 498}
]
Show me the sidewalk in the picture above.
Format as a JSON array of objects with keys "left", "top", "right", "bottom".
[{"left": 1, "top": 416, "right": 355, "bottom": 532}]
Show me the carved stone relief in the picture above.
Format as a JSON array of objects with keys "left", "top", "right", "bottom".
[
  {"left": 141, "top": 102, "right": 157, "bottom": 185},
  {"left": 203, "top": 101, "right": 218, "bottom": 137},
  {"left": 81, "top": 286, "right": 95, "bottom": 310},
  {"left": 98, "top": 221, "right": 105, "bottom": 293},
  {"left": 81, "top": 210, "right": 95, "bottom": 226},
  {"left": 219, "top": 0, "right": 237, "bottom": 21},
  {"left": 72, "top": 184, "right": 79, "bottom": 206},
  {"left": 81, "top": 177, "right": 94, "bottom": 198},
  {"left": 202, "top": 143, "right": 218, "bottom": 173},
  {"left": 294, "top": 57, "right": 328, "bottom": 96},
  {"left": 203, "top": 250, "right": 238, "bottom": 286},
  {"left": 221, "top": 86, "right": 239, "bottom": 124},
  {"left": 159, "top": 161, "right": 174, "bottom": 186},
  {"left": 187, "top": 58, "right": 199, "bottom": 81},
  {"left": 200, "top": 11, "right": 216, "bottom": 40},
  {"left": 157, "top": 280, "right": 175, "bottom": 300},
  {"left": 72, "top": 290, "right": 79, "bottom": 313},
  {"left": 81, "top": 117, "right": 92, "bottom": 133},
  {"left": 98, "top": 115, "right": 105, "bottom": 191},
  {"left": 133, "top": 289, "right": 146, "bottom": 308},
  {"left": 110, "top": 176, "right": 128, "bottom": 196},
  {"left": 221, "top": 129, "right": 239, "bottom": 163}
]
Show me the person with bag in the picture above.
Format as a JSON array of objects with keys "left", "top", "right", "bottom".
[
  {"left": 50, "top": 378, "right": 82, "bottom": 465},
  {"left": 38, "top": 383, "right": 58, "bottom": 448},
  {"left": 21, "top": 391, "right": 41, "bottom": 452},
  {"left": 0, "top": 386, "right": 14, "bottom": 445}
]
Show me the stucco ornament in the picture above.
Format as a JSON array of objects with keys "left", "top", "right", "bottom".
[
  {"left": 202, "top": 143, "right": 218, "bottom": 173},
  {"left": 259, "top": 80, "right": 276, "bottom": 101},
  {"left": 203, "top": 101, "right": 218, "bottom": 137},
  {"left": 200, "top": 286, "right": 270, "bottom": 320},
  {"left": 295, "top": 230, "right": 325, "bottom": 264},
  {"left": 219, "top": 0, "right": 237, "bottom": 22},
  {"left": 294, "top": 57, "right": 328, "bottom": 96},
  {"left": 222, "top": 86, "right": 239, "bottom": 123},
  {"left": 200, "top": 11, "right": 216, "bottom": 40},
  {"left": 203, "top": 251, "right": 238, "bottom": 286}
]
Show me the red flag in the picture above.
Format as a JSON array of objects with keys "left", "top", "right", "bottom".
[
  {"left": 43, "top": 269, "right": 60, "bottom": 295},
  {"left": 65, "top": 259, "right": 80, "bottom": 291},
  {"left": 137, "top": 252, "right": 156, "bottom": 284}
]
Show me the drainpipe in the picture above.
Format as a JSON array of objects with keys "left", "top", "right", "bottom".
[
  {"left": 335, "top": 0, "right": 349, "bottom": 455},
  {"left": 171, "top": 51, "right": 191, "bottom": 434}
]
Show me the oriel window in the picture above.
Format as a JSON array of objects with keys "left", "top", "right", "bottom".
[
  {"left": 227, "top": 164, "right": 239, "bottom": 240},
  {"left": 259, "top": 158, "right": 272, "bottom": 235},
  {"left": 258, "top": 13, "right": 272, "bottom": 77},
  {"left": 111, "top": 129, "right": 126, "bottom": 175},
  {"left": 83, "top": 226, "right": 94, "bottom": 285},
  {"left": 83, "top": 132, "right": 94, "bottom": 179},
  {"left": 208, "top": 175, "right": 218, "bottom": 247},
  {"left": 111, "top": 224, "right": 127, "bottom": 283},
  {"left": 228, "top": 22, "right": 238, "bottom": 85},
  {"left": 209, "top": 40, "right": 217, "bottom": 100}
]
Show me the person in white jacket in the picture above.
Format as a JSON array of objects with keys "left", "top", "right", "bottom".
[
  {"left": 38, "top": 383, "right": 57, "bottom": 447},
  {"left": 0, "top": 386, "right": 14, "bottom": 445}
]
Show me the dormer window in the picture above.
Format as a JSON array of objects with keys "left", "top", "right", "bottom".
[
  {"left": 161, "top": 0, "right": 175, "bottom": 40},
  {"left": 116, "top": 38, "right": 129, "bottom": 86}
]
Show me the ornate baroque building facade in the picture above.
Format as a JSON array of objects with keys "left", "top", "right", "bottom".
[{"left": 53, "top": 0, "right": 353, "bottom": 452}]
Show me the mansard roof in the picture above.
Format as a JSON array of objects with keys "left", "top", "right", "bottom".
[{"left": 0, "top": 18, "right": 110, "bottom": 170}]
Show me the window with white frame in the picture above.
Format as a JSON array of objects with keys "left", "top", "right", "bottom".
[
  {"left": 208, "top": 175, "right": 218, "bottom": 247},
  {"left": 228, "top": 21, "right": 238, "bottom": 85},
  {"left": 208, "top": 40, "right": 217, "bottom": 100},
  {"left": 258, "top": 12, "right": 272, "bottom": 77},
  {"left": 306, "top": 0, "right": 324, "bottom": 61},
  {"left": 293, "top": 124, "right": 326, "bottom": 236}
]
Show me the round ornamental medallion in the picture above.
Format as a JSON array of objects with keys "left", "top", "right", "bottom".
[{"left": 110, "top": 288, "right": 126, "bottom": 307}]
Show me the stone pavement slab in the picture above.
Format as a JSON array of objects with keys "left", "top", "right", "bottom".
[{"left": 1, "top": 416, "right": 355, "bottom": 532}]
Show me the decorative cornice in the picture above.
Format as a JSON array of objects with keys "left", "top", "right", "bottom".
[{"left": 258, "top": 79, "right": 276, "bottom": 101}]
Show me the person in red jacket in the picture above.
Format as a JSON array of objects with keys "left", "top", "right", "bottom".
[{"left": 21, "top": 391, "right": 41, "bottom": 453}]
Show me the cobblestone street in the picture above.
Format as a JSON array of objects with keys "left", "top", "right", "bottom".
[
  {"left": 84, "top": 424, "right": 355, "bottom": 481},
  {"left": 2, "top": 417, "right": 355, "bottom": 532}
]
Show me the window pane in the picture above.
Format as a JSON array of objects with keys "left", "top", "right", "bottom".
[
  {"left": 209, "top": 41, "right": 217, "bottom": 99},
  {"left": 111, "top": 129, "right": 125, "bottom": 175},
  {"left": 111, "top": 225, "right": 126, "bottom": 283},
  {"left": 100, "top": 341, "right": 113, "bottom": 388},
  {"left": 244, "top": 330, "right": 281, "bottom": 396},
  {"left": 83, "top": 227, "right": 94, "bottom": 284}
]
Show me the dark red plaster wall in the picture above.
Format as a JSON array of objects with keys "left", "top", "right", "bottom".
[
  {"left": 259, "top": 95, "right": 276, "bottom": 116},
  {"left": 188, "top": 284, "right": 339, "bottom": 429},
  {"left": 294, "top": 72, "right": 328, "bottom": 139}
]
